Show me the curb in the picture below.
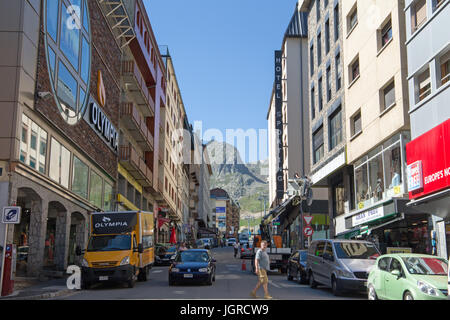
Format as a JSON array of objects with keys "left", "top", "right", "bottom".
[{"left": 0, "top": 289, "right": 74, "bottom": 300}]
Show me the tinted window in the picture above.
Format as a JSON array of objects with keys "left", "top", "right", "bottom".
[
  {"left": 176, "top": 251, "right": 210, "bottom": 263},
  {"left": 315, "top": 241, "right": 326, "bottom": 257},
  {"left": 333, "top": 242, "right": 380, "bottom": 259}
]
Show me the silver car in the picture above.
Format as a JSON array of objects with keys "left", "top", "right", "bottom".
[{"left": 306, "top": 239, "right": 381, "bottom": 296}]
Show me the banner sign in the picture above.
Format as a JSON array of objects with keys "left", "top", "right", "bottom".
[
  {"left": 275, "top": 50, "right": 284, "bottom": 200},
  {"left": 92, "top": 212, "right": 137, "bottom": 234},
  {"left": 352, "top": 206, "right": 384, "bottom": 226},
  {"left": 406, "top": 119, "right": 450, "bottom": 199}
]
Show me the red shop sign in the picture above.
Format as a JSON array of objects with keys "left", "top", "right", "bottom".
[{"left": 406, "top": 119, "right": 450, "bottom": 200}]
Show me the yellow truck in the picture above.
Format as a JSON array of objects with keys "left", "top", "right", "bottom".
[{"left": 76, "top": 211, "right": 154, "bottom": 288}]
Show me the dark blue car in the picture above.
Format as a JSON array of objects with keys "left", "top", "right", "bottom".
[{"left": 169, "top": 249, "right": 216, "bottom": 286}]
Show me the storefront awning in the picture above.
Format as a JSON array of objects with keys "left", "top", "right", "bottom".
[{"left": 406, "top": 188, "right": 450, "bottom": 220}]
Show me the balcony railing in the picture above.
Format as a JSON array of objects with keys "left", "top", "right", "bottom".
[
  {"left": 120, "top": 102, "right": 154, "bottom": 151},
  {"left": 122, "top": 60, "right": 155, "bottom": 116},
  {"left": 119, "top": 145, "right": 153, "bottom": 187}
]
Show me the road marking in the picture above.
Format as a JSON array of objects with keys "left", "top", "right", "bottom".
[
  {"left": 173, "top": 291, "right": 185, "bottom": 295},
  {"left": 268, "top": 280, "right": 281, "bottom": 288},
  {"left": 152, "top": 270, "right": 163, "bottom": 273}
]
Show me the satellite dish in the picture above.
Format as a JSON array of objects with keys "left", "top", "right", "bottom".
[{"left": 306, "top": 188, "right": 313, "bottom": 207}]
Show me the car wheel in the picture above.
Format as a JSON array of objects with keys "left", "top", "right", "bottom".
[
  {"left": 309, "top": 272, "right": 318, "bottom": 289},
  {"left": 332, "top": 277, "right": 341, "bottom": 296},
  {"left": 287, "top": 268, "right": 293, "bottom": 281},
  {"left": 404, "top": 291, "right": 414, "bottom": 300},
  {"left": 367, "top": 284, "right": 378, "bottom": 300}
]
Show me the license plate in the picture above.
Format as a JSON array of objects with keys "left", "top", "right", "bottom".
[
  {"left": 184, "top": 274, "right": 193, "bottom": 278},
  {"left": 99, "top": 276, "right": 109, "bottom": 281}
]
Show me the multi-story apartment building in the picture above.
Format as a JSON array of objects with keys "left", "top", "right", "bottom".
[
  {"left": 0, "top": 0, "right": 130, "bottom": 276},
  {"left": 403, "top": 0, "right": 450, "bottom": 257},
  {"left": 210, "top": 188, "right": 240, "bottom": 240},
  {"left": 299, "top": 0, "right": 353, "bottom": 239},
  {"left": 338, "top": 0, "right": 436, "bottom": 254},
  {"left": 118, "top": 0, "right": 166, "bottom": 222}
]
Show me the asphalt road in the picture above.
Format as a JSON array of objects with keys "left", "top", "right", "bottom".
[{"left": 58, "top": 247, "right": 366, "bottom": 300}]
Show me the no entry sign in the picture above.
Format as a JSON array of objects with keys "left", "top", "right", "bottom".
[{"left": 303, "top": 226, "right": 314, "bottom": 238}]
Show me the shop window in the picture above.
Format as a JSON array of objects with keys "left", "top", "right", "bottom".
[
  {"left": 89, "top": 170, "right": 103, "bottom": 209},
  {"left": 72, "top": 156, "right": 89, "bottom": 199},
  {"left": 104, "top": 182, "right": 113, "bottom": 211},
  {"left": 368, "top": 153, "right": 384, "bottom": 202},
  {"left": 49, "top": 138, "right": 70, "bottom": 188},
  {"left": 355, "top": 163, "right": 369, "bottom": 209},
  {"left": 383, "top": 142, "right": 403, "bottom": 198}
]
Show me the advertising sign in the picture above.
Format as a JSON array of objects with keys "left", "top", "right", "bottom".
[
  {"left": 92, "top": 212, "right": 137, "bottom": 234},
  {"left": 352, "top": 206, "right": 384, "bottom": 226},
  {"left": 406, "top": 119, "right": 450, "bottom": 199},
  {"left": 386, "top": 247, "right": 412, "bottom": 254},
  {"left": 216, "top": 207, "right": 226, "bottom": 213},
  {"left": 275, "top": 50, "right": 284, "bottom": 200}
]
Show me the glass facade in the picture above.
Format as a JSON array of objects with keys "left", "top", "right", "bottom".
[
  {"left": 20, "top": 114, "right": 48, "bottom": 174},
  {"left": 354, "top": 133, "right": 410, "bottom": 210},
  {"left": 72, "top": 156, "right": 88, "bottom": 199},
  {"left": 89, "top": 170, "right": 103, "bottom": 209}
]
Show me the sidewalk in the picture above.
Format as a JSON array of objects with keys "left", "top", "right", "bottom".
[{"left": 0, "top": 277, "right": 74, "bottom": 300}]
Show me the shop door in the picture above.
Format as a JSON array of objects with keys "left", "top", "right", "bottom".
[
  {"left": 68, "top": 224, "right": 77, "bottom": 266},
  {"left": 44, "top": 218, "right": 56, "bottom": 268}
]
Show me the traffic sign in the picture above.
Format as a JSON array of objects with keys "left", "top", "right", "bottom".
[
  {"left": 303, "top": 226, "right": 314, "bottom": 238},
  {"left": 2, "top": 207, "right": 21, "bottom": 224},
  {"left": 303, "top": 215, "right": 313, "bottom": 225}
]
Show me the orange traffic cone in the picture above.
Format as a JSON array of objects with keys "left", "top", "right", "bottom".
[{"left": 241, "top": 260, "right": 246, "bottom": 271}]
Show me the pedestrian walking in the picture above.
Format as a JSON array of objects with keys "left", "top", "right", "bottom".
[
  {"left": 233, "top": 241, "right": 239, "bottom": 258},
  {"left": 250, "top": 240, "right": 272, "bottom": 299}
]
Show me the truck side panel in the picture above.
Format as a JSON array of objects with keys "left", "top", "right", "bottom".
[{"left": 138, "top": 212, "right": 154, "bottom": 268}]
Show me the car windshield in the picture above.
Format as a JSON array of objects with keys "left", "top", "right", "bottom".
[
  {"left": 402, "top": 257, "right": 448, "bottom": 276},
  {"left": 176, "top": 251, "right": 210, "bottom": 263},
  {"left": 87, "top": 234, "right": 131, "bottom": 252},
  {"left": 333, "top": 242, "right": 380, "bottom": 260},
  {"left": 158, "top": 246, "right": 176, "bottom": 254}
]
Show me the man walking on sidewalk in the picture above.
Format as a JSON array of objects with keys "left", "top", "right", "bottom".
[{"left": 250, "top": 240, "right": 272, "bottom": 299}]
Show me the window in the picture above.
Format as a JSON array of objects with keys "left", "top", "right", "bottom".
[
  {"left": 378, "top": 257, "right": 391, "bottom": 271},
  {"left": 313, "top": 126, "right": 324, "bottom": 164},
  {"left": 317, "top": 32, "right": 322, "bottom": 64},
  {"left": 311, "top": 87, "right": 316, "bottom": 119},
  {"left": 20, "top": 114, "right": 48, "bottom": 174},
  {"left": 310, "top": 44, "right": 315, "bottom": 76},
  {"left": 336, "top": 52, "right": 342, "bottom": 90},
  {"left": 44, "top": 0, "right": 91, "bottom": 125},
  {"left": 103, "top": 182, "right": 113, "bottom": 210},
  {"left": 350, "top": 57, "right": 360, "bottom": 83},
  {"left": 316, "top": 0, "right": 321, "bottom": 22},
  {"left": 355, "top": 162, "right": 368, "bottom": 208},
  {"left": 325, "top": 20, "right": 330, "bottom": 54},
  {"left": 351, "top": 110, "right": 362, "bottom": 136},
  {"left": 380, "top": 19, "right": 392, "bottom": 49},
  {"left": 89, "top": 170, "right": 103, "bottom": 208},
  {"left": 326, "top": 66, "right": 332, "bottom": 101},
  {"left": 369, "top": 153, "right": 384, "bottom": 202},
  {"left": 318, "top": 76, "right": 323, "bottom": 111},
  {"left": 49, "top": 138, "right": 70, "bottom": 188},
  {"left": 417, "top": 67, "right": 431, "bottom": 102},
  {"left": 381, "top": 80, "right": 396, "bottom": 111},
  {"left": 348, "top": 5, "right": 358, "bottom": 33},
  {"left": 439, "top": 50, "right": 450, "bottom": 86},
  {"left": 334, "top": 3, "right": 340, "bottom": 41},
  {"left": 411, "top": 0, "right": 427, "bottom": 33},
  {"left": 72, "top": 156, "right": 89, "bottom": 199},
  {"left": 329, "top": 107, "right": 342, "bottom": 150},
  {"left": 315, "top": 241, "right": 326, "bottom": 257},
  {"left": 433, "top": 0, "right": 446, "bottom": 11}
]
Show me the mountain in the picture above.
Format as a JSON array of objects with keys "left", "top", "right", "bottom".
[{"left": 206, "top": 141, "right": 269, "bottom": 213}]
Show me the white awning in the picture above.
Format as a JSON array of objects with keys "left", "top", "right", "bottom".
[{"left": 406, "top": 188, "right": 450, "bottom": 220}]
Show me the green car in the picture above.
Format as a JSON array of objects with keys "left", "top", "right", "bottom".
[{"left": 367, "top": 253, "right": 448, "bottom": 300}]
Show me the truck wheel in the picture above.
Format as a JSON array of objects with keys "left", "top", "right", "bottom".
[{"left": 332, "top": 277, "right": 341, "bottom": 296}]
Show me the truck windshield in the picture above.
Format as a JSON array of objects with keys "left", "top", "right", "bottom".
[
  {"left": 87, "top": 234, "right": 131, "bottom": 252},
  {"left": 333, "top": 242, "right": 380, "bottom": 260}
]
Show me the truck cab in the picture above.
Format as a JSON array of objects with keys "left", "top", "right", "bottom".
[{"left": 77, "top": 211, "right": 154, "bottom": 288}]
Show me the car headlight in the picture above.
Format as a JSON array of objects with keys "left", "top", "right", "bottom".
[
  {"left": 336, "top": 268, "right": 354, "bottom": 279},
  {"left": 171, "top": 268, "right": 180, "bottom": 273},
  {"left": 199, "top": 268, "right": 209, "bottom": 273},
  {"left": 119, "top": 256, "right": 130, "bottom": 266},
  {"left": 171, "top": 255, "right": 177, "bottom": 259},
  {"left": 81, "top": 259, "right": 89, "bottom": 267},
  {"left": 417, "top": 281, "right": 439, "bottom": 297}
]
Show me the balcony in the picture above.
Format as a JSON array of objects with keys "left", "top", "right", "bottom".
[
  {"left": 122, "top": 61, "right": 155, "bottom": 117},
  {"left": 119, "top": 145, "right": 153, "bottom": 187},
  {"left": 120, "top": 103, "right": 154, "bottom": 151}
]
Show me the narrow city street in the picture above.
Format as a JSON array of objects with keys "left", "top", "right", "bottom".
[{"left": 57, "top": 247, "right": 365, "bottom": 300}]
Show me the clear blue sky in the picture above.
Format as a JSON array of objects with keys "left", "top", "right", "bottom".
[{"left": 144, "top": 0, "right": 298, "bottom": 162}]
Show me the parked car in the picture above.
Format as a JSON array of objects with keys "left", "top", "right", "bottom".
[
  {"left": 306, "top": 239, "right": 381, "bottom": 296},
  {"left": 240, "top": 242, "right": 253, "bottom": 259},
  {"left": 226, "top": 238, "right": 236, "bottom": 246},
  {"left": 199, "top": 238, "right": 212, "bottom": 249},
  {"left": 195, "top": 239, "right": 206, "bottom": 249},
  {"left": 367, "top": 253, "right": 448, "bottom": 300},
  {"left": 155, "top": 245, "right": 177, "bottom": 266},
  {"left": 168, "top": 249, "right": 216, "bottom": 286},
  {"left": 287, "top": 250, "right": 308, "bottom": 284}
]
